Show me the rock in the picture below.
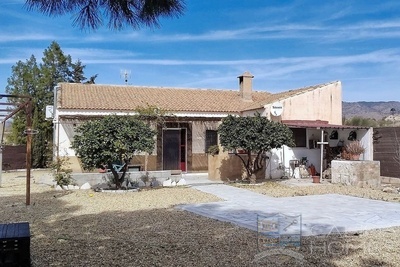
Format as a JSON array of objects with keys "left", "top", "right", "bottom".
[
  {"left": 382, "top": 187, "right": 398, "bottom": 194},
  {"left": 138, "top": 180, "right": 146, "bottom": 187},
  {"left": 151, "top": 180, "right": 160, "bottom": 187},
  {"left": 62, "top": 185, "right": 69, "bottom": 190},
  {"left": 55, "top": 185, "right": 63, "bottom": 191},
  {"left": 171, "top": 181, "right": 177, "bottom": 187},
  {"left": 322, "top": 168, "right": 331, "bottom": 179},
  {"left": 163, "top": 179, "right": 172, "bottom": 187},
  {"left": 80, "top": 183, "right": 91, "bottom": 190},
  {"left": 177, "top": 179, "right": 186, "bottom": 186}
]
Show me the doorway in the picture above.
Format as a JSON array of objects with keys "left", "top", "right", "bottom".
[{"left": 163, "top": 128, "right": 186, "bottom": 171}]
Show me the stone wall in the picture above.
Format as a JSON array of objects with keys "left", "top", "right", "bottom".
[{"left": 331, "top": 160, "right": 381, "bottom": 188}]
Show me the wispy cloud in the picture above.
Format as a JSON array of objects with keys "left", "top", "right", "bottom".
[
  {"left": 74, "top": 48, "right": 400, "bottom": 68},
  {"left": 0, "top": 33, "right": 60, "bottom": 42},
  {"left": 89, "top": 19, "right": 400, "bottom": 43}
]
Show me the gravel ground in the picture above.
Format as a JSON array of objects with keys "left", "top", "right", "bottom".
[
  {"left": 235, "top": 178, "right": 400, "bottom": 203},
  {"left": 1, "top": 171, "right": 400, "bottom": 266}
]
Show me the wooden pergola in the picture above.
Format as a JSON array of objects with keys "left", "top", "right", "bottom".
[{"left": 0, "top": 94, "right": 33, "bottom": 205}]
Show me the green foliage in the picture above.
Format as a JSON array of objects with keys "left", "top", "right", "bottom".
[
  {"left": 71, "top": 115, "right": 156, "bottom": 189},
  {"left": 134, "top": 104, "right": 168, "bottom": 127},
  {"left": 6, "top": 41, "right": 93, "bottom": 168},
  {"left": 207, "top": 145, "right": 219, "bottom": 156},
  {"left": 25, "top": 0, "right": 185, "bottom": 30},
  {"left": 343, "top": 116, "right": 391, "bottom": 127},
  {"left": 218, "top": 113, "right": 295, "bottom": 180},
  {"left": 50, "top": 156, "right": 73, "bottom": 186}
]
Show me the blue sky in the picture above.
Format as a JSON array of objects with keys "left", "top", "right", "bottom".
[{"left": 1, "top": 0, "right": 399, "bottom": 102}]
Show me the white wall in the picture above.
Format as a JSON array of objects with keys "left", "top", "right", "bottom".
[
  {"left": 192, "top": 121, "right": 220, "bottom": 153},
  {"left": 263, "top": 82, "right": 342, "bottom": 124},
  {"left": 265, "top": 127, "right": 373, "bottom": 179},
  {"left": 266, "top": 145, "right": 322, "bottom": 179}
]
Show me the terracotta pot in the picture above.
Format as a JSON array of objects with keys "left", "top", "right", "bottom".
[
  {"left": 312, "top": 176, "right": 320, "bottom": 183},
  {"left": 351, "top": 154, "right": 360, "bottom": 160}
]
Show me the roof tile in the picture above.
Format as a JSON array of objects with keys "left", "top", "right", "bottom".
[{"left": 58, "top": 81, "right": 339, "bottom": 113}]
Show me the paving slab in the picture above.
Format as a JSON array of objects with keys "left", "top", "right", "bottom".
[{"left": 178, "top": 182, "right": 400, "bottom": 236}]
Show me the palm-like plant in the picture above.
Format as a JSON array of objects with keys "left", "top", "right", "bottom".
[{"left": 345, "top": 141, "right": 365, "bottom": 155}]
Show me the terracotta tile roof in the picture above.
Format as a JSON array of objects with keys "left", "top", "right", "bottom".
[{"left": 58, "top": 81, "right": 339, "bottom": 113}]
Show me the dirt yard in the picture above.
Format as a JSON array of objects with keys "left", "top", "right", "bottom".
[{"left": 1, "top": 170, "right": 400, "bottom": 266}]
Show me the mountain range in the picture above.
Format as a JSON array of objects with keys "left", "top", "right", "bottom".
[{"left": 342, "top": 101, "right": 400, "bottom": 120}]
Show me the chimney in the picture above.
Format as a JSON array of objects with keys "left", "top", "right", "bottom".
[{"left": 238, "top": 71, "right": 254, "bottom": 101}]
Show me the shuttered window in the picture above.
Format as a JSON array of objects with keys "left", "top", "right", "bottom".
[{"left": 205, "top": 130, "right": 218, "bottom": 152}]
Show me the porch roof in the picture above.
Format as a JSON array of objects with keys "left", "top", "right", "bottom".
[{"left": 282, "top": 120, "right": 370, "bottom": 129}]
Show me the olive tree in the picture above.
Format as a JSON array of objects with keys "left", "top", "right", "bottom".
[
  {"left": 218, "top": 113, "right": 295, "bottom": 182},
  {"left": 71, "top": 115, "right": 156, "bottom": 189}
]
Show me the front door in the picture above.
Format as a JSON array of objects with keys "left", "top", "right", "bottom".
[
  {"left": 163, "top": 128, "right": 187, "bottom": 171},
  {"left": 163, "top": 129, "right": 181, "bottom": 170}
]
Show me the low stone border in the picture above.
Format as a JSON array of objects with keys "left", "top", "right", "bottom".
[{"left": 55, "top": 178, "right": 188, "bottom": 191}]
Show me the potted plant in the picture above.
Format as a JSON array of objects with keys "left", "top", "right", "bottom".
[
  {"left": 344, "top": 141, "right": 365, "bottom": 160},
  {"left": 312, "top": 175, "right": 320, "bottom": 183}
]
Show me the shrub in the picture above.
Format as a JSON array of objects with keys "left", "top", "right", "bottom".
[
  {"left": 207, "top": 145, "right": 219, "bottom": 156},
  {"left": 50, "top": 156, "right": 74, "bottom": 186},
  {"left": 345, "top": 141, "right": 365, "bottom": 155}
]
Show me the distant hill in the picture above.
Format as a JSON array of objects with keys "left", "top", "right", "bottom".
[{"left": 342, "top": 101, "right": 400, "bottom": 120}]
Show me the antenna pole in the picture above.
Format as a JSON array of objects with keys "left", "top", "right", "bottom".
[{"left": 121, "top": 70, "right": 131, "bottom": 85}]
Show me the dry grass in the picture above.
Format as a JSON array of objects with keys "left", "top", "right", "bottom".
[
  {"left": 234, "top": 179, "right": 400, "bottom": 203},
  {"left": 1, "top": 171, "right": 400, "bottom": 266}
]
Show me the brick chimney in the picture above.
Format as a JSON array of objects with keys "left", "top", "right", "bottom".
[{"left": 238, "top": 71, "right": 254, "bottom": 101}]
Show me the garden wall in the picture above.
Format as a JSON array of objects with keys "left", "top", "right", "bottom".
[
  {"left": 208, "top": 152, "right": 266, "bottom": 181},
  {"left": 331, "top": 160, "right": 381, "bottom": 188}
]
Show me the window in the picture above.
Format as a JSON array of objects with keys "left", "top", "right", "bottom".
[
  {"left": 205, "top": 130, "right": 218, "bottom": 152},
  {"left": 290, "top": 128, "right": 306, "bottom": 147}
]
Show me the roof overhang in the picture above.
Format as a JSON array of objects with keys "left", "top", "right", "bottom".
[{"left": 282, "top": 120, "right": 370, "bottom": 130}]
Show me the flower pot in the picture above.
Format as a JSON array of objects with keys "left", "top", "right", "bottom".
[
  {"left": 312, "top": 176, "right": 320, "bottom": 183},
  {"left": 350, "top": 154, "right": 360, "bottom": 161}
]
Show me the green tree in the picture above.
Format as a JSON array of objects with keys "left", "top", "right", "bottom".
[
  {"left": 6, "top": 41, "right": 92, "bottom": 168},
  {"left": 69, "top": 59, "right": 87, "bottom": 83},
  {"left": 218, "top": 114, "right": 295, "bottom": 182},
  {"left": 5, "top": 55, "right": 40, "bottom": 144},
  {"left": 71, "top": 115, "right": 156, "bottom": 189},
  {"left": 25, "top": 0, "right": 185, "bottom": 30}
]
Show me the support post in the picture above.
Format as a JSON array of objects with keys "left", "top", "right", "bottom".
[
  {"left": 0, "top": 122, "right": 4, "bottom": 187},
  {"left": 25, "top": 100, "right": 32, "bottom": 206},
  {"left": 317, "top": 129, "right": 328, "bottom": 179}
]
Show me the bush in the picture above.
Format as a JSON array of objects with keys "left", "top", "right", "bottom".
[
  {"left": 207, "top": 145, "right": 219, "bottom": 156},
  {"left": 50, "top": 156, "right": 74, "bottom": 186},
  {"left": 345, "top": 141, "right": 365, "bottom": 155}
]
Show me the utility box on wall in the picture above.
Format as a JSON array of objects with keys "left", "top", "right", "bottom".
[{"left": 331, "top": 160, "right": 381, "bottom": 188}]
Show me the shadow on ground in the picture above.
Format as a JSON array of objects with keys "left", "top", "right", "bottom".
[{"left": 1, "top": 189, "right": 398, "bottom": 267}]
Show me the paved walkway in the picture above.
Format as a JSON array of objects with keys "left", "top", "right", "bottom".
[{"left": 179, "top": 174, "right": 400, "bottom": 236}]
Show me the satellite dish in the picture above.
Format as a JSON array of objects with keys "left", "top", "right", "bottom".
[{"left": 270, "top": 102, "right": 283, "bottom": 116}]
